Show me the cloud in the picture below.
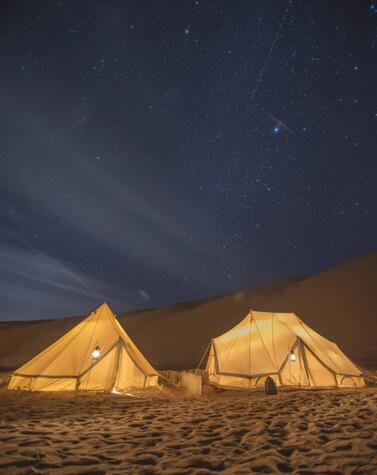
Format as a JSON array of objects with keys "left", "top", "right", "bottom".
[
  {"left": 138, "top": 289, "right": 150, "bottom": 301},
  {"left": 2, "top": 93, "right": 224, "bottom": 282},
  {"left": 0, "top": 238, "right": 129, "bottom": 320},
  {"left": 0, "top": 92, "right": 232, "bottom": 320}
]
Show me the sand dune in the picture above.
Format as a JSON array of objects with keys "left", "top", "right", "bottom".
[
  {"left": 1, "top": 253, "right": 377, "bottom": 474},
  {"left": 0, "top": 251, "right": 376, "bottom": 372},
  {"left": 1, "top": 384, "right": 377, "bottom": 474},
  {"left": 124, "top": 251, "right": 377, "bottom": 370}
]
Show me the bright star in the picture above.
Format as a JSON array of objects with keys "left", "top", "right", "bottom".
[
  {"left": 273, "top": 126, "right": 280, "bottom": 134},
  {"left": 184, "top": 27, "right": 190, "bottom": 35}
]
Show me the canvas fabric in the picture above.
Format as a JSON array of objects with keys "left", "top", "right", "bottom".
[
  {"left": 206, "top": 310, "right": 365, "bottom": 389},
  {"left": 9, "top": 303, "right": 158, "bottom": 392}
]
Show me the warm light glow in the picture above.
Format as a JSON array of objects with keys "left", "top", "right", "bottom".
[
  {"left": 92, "top": 345, "right": 101, "bottom": 360},
  {"left": 290, "top": 351, "right": 296, "bottom": 362}
]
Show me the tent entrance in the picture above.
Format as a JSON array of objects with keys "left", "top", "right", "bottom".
[
  {"left": 277, "top": 338, "right": 309, "bottom": 387},
  {"left": 76, "top": 338, "right": 151, "bottom": 393},
  {"left": 113, "top": 342, "right": 151, "bottom": 390},
  {"left": 75, "top": 338, "right": 122, "bottom": 393},
  {"left": 208, "top": 336, "right": 356, "bottom": 389}
]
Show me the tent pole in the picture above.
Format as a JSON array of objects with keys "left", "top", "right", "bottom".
[
  {"left": 75, "top": 378, "right": 80, "bottom": 396},
  {"left": 111, "top": 338, "right": 122, "bottom": 391},
  {"left": 299, "top": 339, "right": 311, "bottom": 387},
  {"left": 248, "top": 313, "right": 252, "bottom": 393}
]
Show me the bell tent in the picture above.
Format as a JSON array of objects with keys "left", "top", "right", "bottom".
[
  {"left": 8, "top": 303, "right": 158, "bottom": 392},
  {"left": 205, "top": 310, "right": 365, "bottom": 390}
]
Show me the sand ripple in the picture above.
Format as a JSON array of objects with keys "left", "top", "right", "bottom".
[{"left": 1, "top": 388, "right": 377, "bottom": 474}]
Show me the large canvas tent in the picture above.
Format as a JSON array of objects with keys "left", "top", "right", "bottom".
[
  {"left": 8, "top": 303, "right": 158, "bottom": 392},
  {"left": 206, "top": 310, "right": 365, "bottom": 390}
]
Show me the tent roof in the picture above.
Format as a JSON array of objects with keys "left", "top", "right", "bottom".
[
  {"left": 212, "top": 310, "right": 361, "bottom": 377},
  {"left": 14, "top": 302, "right": 157, "bottom": 378}
]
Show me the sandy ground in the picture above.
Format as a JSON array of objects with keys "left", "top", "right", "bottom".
[{"left": 1, "top": 386, "right": 377, "bottom": 475}]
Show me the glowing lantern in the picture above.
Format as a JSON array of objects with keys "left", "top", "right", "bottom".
[
  {"left": 289, "top": 351, "right": 296, "bottom": 362},
  {"left": 92, "top": 345, "right": 101, "bottom": 360}
]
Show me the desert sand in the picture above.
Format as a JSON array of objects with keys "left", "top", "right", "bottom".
[
  {"left": 1, "top": 252, "right": 376, "bottom": 372},
  {"left": 1, "top": 381, "right": 377, "bottom": 474},
  {"left": 1, "top": 252, "right": 377, "bottom": 473}
]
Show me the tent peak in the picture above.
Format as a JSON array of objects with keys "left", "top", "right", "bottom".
[
  {"left": 91, "top": 302, "right": 116, "bottom": 320},
  {"left": 97, "top": 302, "right": 112, "bottom": 311},
  {"left": 248, "top": 309, "right": 299, "bottom": 319}
]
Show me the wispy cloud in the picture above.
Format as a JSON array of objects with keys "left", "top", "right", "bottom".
[
  {"left": 0, "top": 238, "right": 130, "bottom": 318},
  {"left": 0, "top": 95, "right": 230, "bottom": 319},
  {"left": 2, "top": 94, "right": 225, "bottom": 282}
]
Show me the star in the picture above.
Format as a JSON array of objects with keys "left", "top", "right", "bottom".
[{"left": 0, "top": 0, "right": 375, "bottom": 323}]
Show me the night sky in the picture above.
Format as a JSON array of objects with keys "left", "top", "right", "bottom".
[{"left": 0, "top": 1, "right": 376, "bottom": 321}]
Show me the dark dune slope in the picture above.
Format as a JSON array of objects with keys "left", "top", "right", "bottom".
[
  {"left": 121, "top": 252, "right": 377, "bottom": 369},
  {"left": 0, "top": 252, "right": 376, "bottom": 371}
]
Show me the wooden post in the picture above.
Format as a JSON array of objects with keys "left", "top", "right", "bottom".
[{"left": 75, "top": 378, "right": 80, "bottom": 396}]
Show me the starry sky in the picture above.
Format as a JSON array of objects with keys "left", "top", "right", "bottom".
[{"left": 0, "top": 0, "right": 376, "bottom": 321}]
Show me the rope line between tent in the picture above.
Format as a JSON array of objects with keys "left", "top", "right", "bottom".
[{"left": 195, "top": 341, "right": 211, "bottom": 375}]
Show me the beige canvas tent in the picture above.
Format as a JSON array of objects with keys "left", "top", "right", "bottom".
[
  {"left": 206, "top": 310, "right": 365, "bottom": 390},
  {"left": 8, "top": 303, "right": 158, "bottom": 392}
]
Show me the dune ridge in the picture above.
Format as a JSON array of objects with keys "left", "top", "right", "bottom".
[{"left": 0, "top": 251, "right": 376, "bottom": 371}]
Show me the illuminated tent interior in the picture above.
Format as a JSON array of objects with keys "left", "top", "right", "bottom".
[
  {"left": 205, "top": 310, "right": 365, "bottom": 390},
  {"left": 8, "top": 303, "right": 158, "bottom": 392}
]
